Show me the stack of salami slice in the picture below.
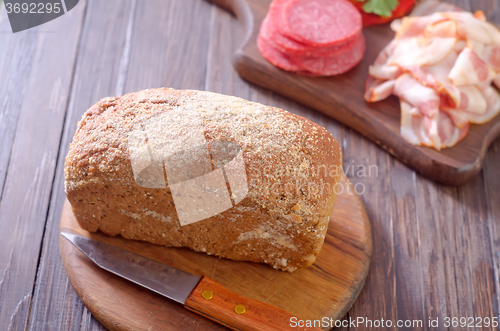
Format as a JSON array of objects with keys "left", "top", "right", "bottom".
[{"left": 258, "top": 0, "right": 366, "bottom": 76}]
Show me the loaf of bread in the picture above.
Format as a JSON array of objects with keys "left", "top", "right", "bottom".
[{"left": 64, "top": 88, "right": 342, "bottom": 271}]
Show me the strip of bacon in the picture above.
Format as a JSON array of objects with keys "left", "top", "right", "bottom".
[
  {"left": 442, "top": 11, "right": 500, "bottom": 45},
  {"left": 392, "top": 13, "right": 447, "bottom": 40},
  {"left": 393, "top": 74, "right": 440, "bottom": 118},
  {"left": 397, "top": 51, "right": 461, "bottom": 107},
  {"left": 364, "top": 76, "right": 396, "bottom": 102},
  {"left": 368, "top": 40, "right": 403, "bottom": 80},
  {"left": 399, "top": 100, "right": 468, "bottom": 150},
  {"left": 467, "top": 40, "right": 500, "bottom": 72},
  {"left": 449, "top": 48, "right": 496, "bottom": 86},
  {"left": 444, "top": 85, "right": 500, "bottom": 127},
  {"left": 400, "top": 100, "right": 431, "bottom": 146},
  {"left": 365, "top": 10, "right": 500, "bottom": 150},
  {"left": 424, "top": 20, "right": 457, "bottom": 39}
]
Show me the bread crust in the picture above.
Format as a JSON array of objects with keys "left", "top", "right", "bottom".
[{"left": 64, "top": 88, "right": 342, "bottom": 271}]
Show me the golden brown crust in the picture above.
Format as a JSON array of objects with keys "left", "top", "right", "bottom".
[{"left": 64, "top": 88, "right": 342, "bottom": 271}]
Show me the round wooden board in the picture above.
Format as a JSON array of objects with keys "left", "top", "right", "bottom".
[{"left": 60, "top": 175, "right": 372, "bottom": 331}]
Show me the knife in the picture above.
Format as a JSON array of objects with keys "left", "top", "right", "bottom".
[{"left": 61, "top": 232, "right": 321, "bottom": 331}]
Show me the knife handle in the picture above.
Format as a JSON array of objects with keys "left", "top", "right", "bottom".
[{"left": 185, "top": 276, "right": 321, "bottom": 331}]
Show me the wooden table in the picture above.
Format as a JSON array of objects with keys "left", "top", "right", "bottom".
[{"left": 0, "top": 0, "right": 498, "bottom": 330}]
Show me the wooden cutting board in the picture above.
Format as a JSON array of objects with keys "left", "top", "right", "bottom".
[
  {"left": 207, "top": 0, "right": 500, "bottom": 186},
  {"left": 60, "top": 175, "right": 372, "bottom": 331}
]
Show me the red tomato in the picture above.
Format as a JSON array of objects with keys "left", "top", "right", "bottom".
[{"left": 348, "top": 0, "right": 416, "bottom": 27}]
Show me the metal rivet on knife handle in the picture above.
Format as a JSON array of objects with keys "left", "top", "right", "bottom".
[
  {"left": 185, "top": 277, "right": 324, "bottom": 330},
  {"left": 201, "top": 290, "right": 213, "bottom": 300},
  {"left": 234, "top": 304, "right": 246, "bottom": 314},
  {"left": 61, "top": 234, "right": 323, "bottom": 330}
]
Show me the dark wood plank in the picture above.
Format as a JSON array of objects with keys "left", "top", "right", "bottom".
[
  {"left": 80, "top": 307, "right": 107, "bottom": 331},
  {"left": 483, "top": 140, "right": 500, "bottom": 321},
  {"left": 205, "top": 1, "right": 252, "bottom": 100},
  {"left": 452, "top": 158, "right": 496, "bottom": 323},
  {"left": 0, "top": 10, "right": 38, "bottom": 200},
  {"left": 412, "top": 178, "right": 497, "bottom": 327},
  {"left": 124, "top": 0, "right": 212, "bottom": 93},
  {"left": 0, "top": 3, "right": 86, "bottom": 329},
  {"left": 347, "top": 1, "right": 499, "bottom": 327},
  {"left": 27, "top": 1, "right": 134, "bottom": 330},
  {"left": 435, "top": 0, "right": 498, "bottom": 326},
  {"left": 389, "top": 159, "right": 425, "bottom": 330},
  {"left": 413, "top": 182, "right": 461, "bottom": 325},
  {"left": 337, "top": 134, "right": 398, "bottom": 330}
]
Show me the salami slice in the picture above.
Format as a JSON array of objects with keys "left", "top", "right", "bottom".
[
  {"left": 257, "top": 0, "right": 365, "bottom": 76},
  {"left": 264, "top": 0, "right": 358, "bottom": 56},
  {"left": 283, "top": 0, "right": 362, "bottom": 47},
  {"left": 293, "top": 33, "right": 366, "bottom": 75},
  {"left": 262, "top": 11, "right": 360, "bottom": 57},
  {"left": 260, "top": 14, "right": 306, "bottom": 56},
  {"left": 257, "top": 34, "right": 304, "bottom": 72}
]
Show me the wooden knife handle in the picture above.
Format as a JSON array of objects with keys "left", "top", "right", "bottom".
[{"left": 185, "top": 277, "right": 321, "bottom": 331}]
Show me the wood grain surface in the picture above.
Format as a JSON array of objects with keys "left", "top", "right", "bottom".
[
  {"left": 59, "top": 174, "right": 372, "bottom": 331},
  {"left": 210, "top": 0, "right": 500, "bottom": 186},
  {"left": 0, "top": 0, "right": 499, "bottom": 330},
  {"left": 184, "top": 277, "right": 323, "bottom": 331}
]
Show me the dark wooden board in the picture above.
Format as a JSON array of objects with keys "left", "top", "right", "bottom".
[
  {"left": 207, "top": 0, "right": 500, "bottom": 186},
  {"left": 59, "top": 175, "right": 372, "bottom": 331}
]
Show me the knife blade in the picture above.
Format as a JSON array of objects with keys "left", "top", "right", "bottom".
[{"left": 61, "top": 232, "right": 320, "bottom": 331}]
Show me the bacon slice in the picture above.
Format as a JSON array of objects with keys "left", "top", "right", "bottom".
[
  {"left": 368, "top": 40, "right": 403, "bottom": 80},
  {"left": 366, "top": 10, "right": 500, "bottom": 150},
  {"left": 424, "top": 20, "right": 457, "bottom": 39},
  {"left": 398, "top": 51, "right": 462, "bottom": 107},
  {"left": 369, "top": 65, "right": 402, "bottom": 80},
  {"left": 416, "top": 37, "right": 457, "bottom": 66},
  {"left": 394, "top": 74, "right": 440, "bottom": 117},
  {"left": 392, "top": 13, "right": 447, "bottom": 40},
  {"left": 457, "top": 86, "right": 488, "bottom": 114},
  {"left": 390, "top": 35, "right": 457, "bottom": 68},
  {"left": 436, "top": 111, "right": 469, "bottom": 149},
  {"left": 466, "top": 40, "right": 500, "bottom": 72},
  {"left": 399, "top": 100, "right": 468, "bottom": 150},
  {"left": 442, "top": 12, "right": 500, "bottom": 45},
  {"left": 374, "top": 40, "right": 397, "bottom": 65},
  {"left": 449, "top": 48, "right": 496, "bottom": 86},
  {"left": 394, "top": 76, "right": 440, "bottom": 148},
  {"left": 364, "top": 76, "right": 396, "bottom": 103},
  {"left": 444, "top": 85, "right": 500, "bottom": 127},
  {"left": 400, "top": 101, "right": 432, "bottom": 146}
]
